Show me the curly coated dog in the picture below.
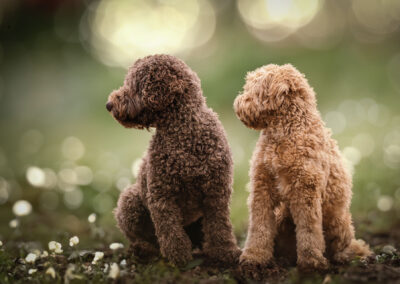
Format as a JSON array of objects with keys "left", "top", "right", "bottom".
[
  {"left": 106, "top": 54, "right": 241, "bottom": 267},
  {"left": 234, "top": 64, "right": 371, "bottom": 275}
]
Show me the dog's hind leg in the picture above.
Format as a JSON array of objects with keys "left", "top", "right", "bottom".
[
  {"left": 323, "top": 165, "right": 371, "bottom": 263},
  {"left": 115, "top": 184, "right": 159, "bottom": 262}
]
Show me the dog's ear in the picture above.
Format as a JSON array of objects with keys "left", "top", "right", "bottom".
[
  {"left": 257, "top": 64, "right": 306, "bottom": 111},
  {"left": 262, "top": 77, "right": 290, "bottom": 111},
  {"left": 142, "top": 75, "right": 184, "bottom": 111}
]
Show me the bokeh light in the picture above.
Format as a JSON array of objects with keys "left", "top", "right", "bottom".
[
  {"left": 0, "top": 177, "right": 10, "bottom": 204},
  {"left": 237, "top": 0, "right": 321, "bottom": 42},
  {"left": 343, "top": 146, "right": 362, "bottom": 166},
  {"left": 352, "top": 0, "right": 400, "bottom": 36},
  {"left": 92, "top": 193, "right": 114, "bottom": 214},
  {"left": 116, "top": 177, "right": 130, "bottom": 192},
  {"left": 352, "top": 133, "right": 375, "bottom": 157},
  {"left": 324, "top": 111, "right": 346, "bottom": 134},
  {"left": 295, "top": 0, "right": 345, "bottom": 49},
  {"left": 9, "top": 219, "right": 19, "bottom": 229},
  {"left": 63, "top": 187, "right": 83, "bottom": 209},
  {"left": 83, "top": 0, "right": 216, "bottom": 67},
  {"left": 75, "top": 166, "right": 93, "bottom": 185},
  {"left": 383, "top": 129, "right": 400, "bottom": 169},
  {"left": 62, "top": 137, "right": 85, "bottom": 161},
  {"left": 88, "top": 213, "right": 97, "bottom": 223},
  {"left": 92, "top": 171, "right": 113, "bottom": 192},
  {"left": 12, "top": 200, "right": 32, "bottom": 216},
  {"left": 26, "top": 167, "right": 46, "bottom": 187},
  {"left": 377, "top": 195, "right": 394, "bottom": 212}
]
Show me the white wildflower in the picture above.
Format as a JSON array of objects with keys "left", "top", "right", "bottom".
[
  {"left": 382, "top": 245, "right": 397, "bottom": 255},
  {"left": 48, "top": 241, "right": 63, "bottom": 254},
  {"left": 9, "top": 219, "right": 19, "bottom": 228},
  {"left": 64, "top": 264, "right": 83, "bottom": 282},
  {"left": 109, "top": 243, "right": 124, "bottom": 250},
  {"left": 28, "top": 268, "right": 37, "bottom": 275},
  {"left": 88, "top": 213, "right": 96, "bottom": 223},
  {"left": 120, "top": 259, "right": 127, "bottom": 267},
  {"left": 103, "top": 263, "right": 109, "bottom": 273},
  {"left": 12, "top": 200, "right": 32, "bottom": 216},
  {"left": 69, "top": 236, "right": 79, "bottom": 247},
  {"left": 85, "top": 265, "right": 93, "bottom": 273},
  {"left": 92, "top": 251, "right": 104, "bottom": 264},
  {"left": 46, "top": 267, "right": 56, "bottom": 278},
  {"left": 0, "top": 240, "right": 3, "bottom": 247},
  {"left": 108, "top": 263, "right": 120, "bottom": 279},
  {"left": 25, "top": 253, "right": 38, "bottom": 263},
  {"left": 41, "top": 250, "right": 49, "bottom": 257}
]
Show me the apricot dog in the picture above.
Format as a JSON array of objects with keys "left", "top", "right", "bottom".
[{"left": 234, "top": 64, "right": 371, "bottom": 274}]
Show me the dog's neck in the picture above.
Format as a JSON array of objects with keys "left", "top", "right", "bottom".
[
  {"left": 263, "top": 106, "right": 324, "bottom": 141},
  {"left": 153, "top": 97, "right": 206, "bottom": 133}
]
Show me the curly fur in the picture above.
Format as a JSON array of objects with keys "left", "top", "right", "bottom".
[
  {"left": 107, "top": 54, "right": 241, "bottom": 267},
  {"left": 234, "top": 64, "right": 371, "bottom": 276}
]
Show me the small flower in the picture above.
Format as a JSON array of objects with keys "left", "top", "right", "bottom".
[
  {"left": 9, "top": 219, "right": 19, "bottom": 228},
  {"left": 0, "top": 240, "right": 3, "bottom": 247},
  {"left": 92, "top": 251, "right": 104, "bottom": 264},
  {"left": 25, "top": 253, "right": 38, "bottom": 264},
  {"left": 64, "top": 264, "right": 83, "bottom": 282},
  {"left": 41, "top": 250, "right": 49, "bottom": 258},
  {"left": 382, "top": 245, "right": 397, "bottom": 255},
  {"left": 88, "top": 213, "right": 96, "bottom": 223},
  {"left": 108, "top": 263, "right": 120, "bottom": 279},
  {"left": 28, "top": 268, "right": 37, "bottom": 275},
  {"left": 109, "top": 243, "right": 124, "bottom": 250},
  {"left": 69, "top": 236, "right": 79, "bottom": 247},
  {"left": 48, "top": 241, "right": 63, "bottom": 254},
  {"left": 103, "top": 263, "right": 109, "bottom": 273},
  {"left": 120, "top": 259, "right": 127, "bottom": 267},
  {"left": 46, "top": 267, "right": 56, "bottom": 279}
]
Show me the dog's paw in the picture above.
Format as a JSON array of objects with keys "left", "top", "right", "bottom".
[
  {"left": 239, "top": 257, "right": 281, "bottom": 281},
  {"left": 333, "top": 239, "right": 372, "bottom": 264},
  {"left": 130, "top": 241, "right": 160, "bottom": 263},
  {"left": 204, "top": 246, "right": 242, "bottom": 268},
  {"left": 297, "top": 254, "right": 329, "bottom": 273},
  {"left": 166, "top": 249, "right": 193, "bottom": 267},
  {"left": 161, "top": 236, "right": 193, "bottom": 267}
]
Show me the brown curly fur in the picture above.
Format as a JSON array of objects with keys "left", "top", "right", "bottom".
[
  {"left": 233, "top": 64, "right": 371, "bottom": 276},
  {"left": 106, "top": 54, "right": 241, "bottom": 267}
]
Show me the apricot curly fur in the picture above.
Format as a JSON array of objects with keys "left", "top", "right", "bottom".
[
  {"left": 107, "top": 54, "right": 241, "bottom": 267},
  {"left": 234, "top": 64, "right": 371, "bottom": 275}
]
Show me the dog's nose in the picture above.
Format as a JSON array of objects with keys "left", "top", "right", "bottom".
[{"left": 106, "top": 102, "right": 113, "bottom": 112}]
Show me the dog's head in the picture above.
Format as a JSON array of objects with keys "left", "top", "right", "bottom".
[
  {"left": 233, "top": 64, "right": 315, "bottom": 130},
  {"left": 106, "top": 54, "right": 201, "bottom": 129}
]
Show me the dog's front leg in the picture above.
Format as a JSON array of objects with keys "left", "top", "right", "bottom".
[
  {"left": 284, "top": 167, "right": 329, "bottom": 272},
  {"left": 239, "top": 169, "right": 278, "bottom": 280},
  {"left": 147, "top": 187, "right": 192, "bottom": 266},
  {"left": 201, "top": 188, "right": 241, "bottom": 267}
]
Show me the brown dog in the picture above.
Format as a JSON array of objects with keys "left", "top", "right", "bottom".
[
  {"left": 234, "top": 64, "right": 371, "bottom": 275},
  {"left": 106, "top": 54, "right": 240, "bottom": 267}
]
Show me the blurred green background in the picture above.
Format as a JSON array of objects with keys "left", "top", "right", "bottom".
[{"left": 0, "top": 0, "right": 400, "bottom": 248}]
